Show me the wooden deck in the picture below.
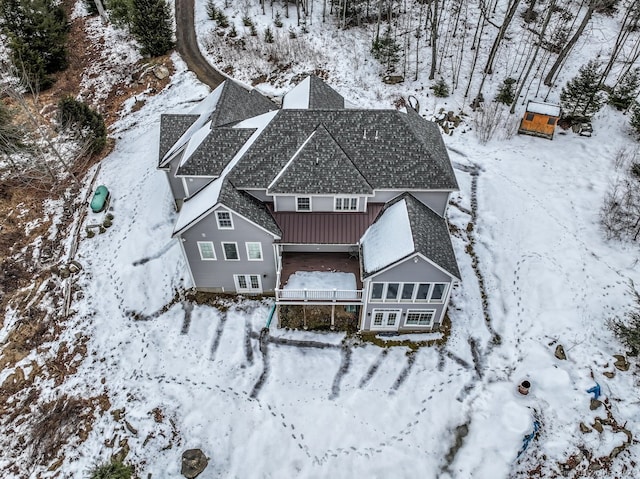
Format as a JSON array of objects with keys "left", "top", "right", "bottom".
[{"left": 279, "top": 252, "right": 362, "bottom": 290}]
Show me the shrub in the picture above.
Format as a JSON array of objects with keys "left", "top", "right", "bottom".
[
  {"left": 288, "top": 27, "right": 297, "bottom": 39},
  {"left": 274, "top": 11, "right": 283, "bottom": 27},
  {"left": 631, "top": 101, "right": 640, "bottom": 136},
  {"left": 89, "top": 460, "right": 133, "bottom": 479},
  {"left": 432, "top": 78, "right": 449, "bottom": 98},
  {"left": 206, "top": 0, "right": 219, "bottom": 20},
  {"left": 57, "top": 97, "right": 107, "bottom": 155},
  {"left": 495, "top": 77, "right": 516, "bottom": 105},
  {"left": 242, "top": 15, "right": 253, "bottom": 27},
  {"left": 250, "top": 23, "right": 257, "bottom": 36},
  {"left": 610, "top": 285, "right": 640, "bottom": 356},
  {"left": 264, "top": 27, "right": 274, "bottom": 43}
]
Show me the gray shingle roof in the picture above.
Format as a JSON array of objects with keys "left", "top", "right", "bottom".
[
  {"left": 218, "top": 180, "right": 282, "bottom": 237},
  {"left": 267, "top": 124, "right": 372, "bottom": 194},
  {"left": 176, "top": 128, "right": 256, "bottom": 176},
  {"left": 229, "top": 110, "right": 458, "bottom": 192},
  {"left": 211, "top": 80, "right": 277, "bottom": 127},
  {"left": 308, "top": 75, "right": 344, "bottom": 109},
  {"left": 404, "top": 193, "right": 460, "bottom": 279},
  {"left": 361, "top": 193, "right": 460, "bottom": 279},
  {"left": 158, "top": 114, "right": 199, "bottom": 164}
]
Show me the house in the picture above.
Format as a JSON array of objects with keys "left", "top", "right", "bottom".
[
  {"left": 158, "top": 75, "right": 461, "bottom": 333},
  {"left": 517, "top": 101, "right": 561, "bottom": 140}
]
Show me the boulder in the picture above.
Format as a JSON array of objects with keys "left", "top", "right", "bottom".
[
  {"left": 554, "top": 344, "right": 566, "bottom": 360},
  {"left": 579, "top": 422, "right": 591, "bottom": 433},
  {"left": 153, "top": 65, "right": 170, "bottom": 80},
  {"left": 603, "top": 371, "right": 615, "bottom": 379},
  {"left": 613, "top": 354, "right": 629, "bottom": 371},
  {"left": 589, "top": 399, "right": 602, "bottom": 410},
  {"left": 181, "top": 449, "right": 208, "bottom": 479}
]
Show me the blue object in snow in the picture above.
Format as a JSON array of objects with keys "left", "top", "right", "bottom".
[
  {"left": 517, "top": 420, "right": 540, "bottom": 458},
  {"left": 586, "top": 383, "right": 601, "bottom": 400}
]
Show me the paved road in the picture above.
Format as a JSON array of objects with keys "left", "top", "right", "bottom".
[{"left": 175, "top": 0, "right": 226, "bottom": 89}]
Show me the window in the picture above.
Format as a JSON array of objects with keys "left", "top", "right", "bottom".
[
  {"left": 234, "top": 274, "right": 262, "bottom": 292},
  {"left": 296, "top": 197, "right": 311, "bottom": 211},
  {"left": 335, "top": 197, "right": 358, "bottom": 211},
  {"left": 345, "top": 305, "right": 358, "bottom": 313},
  {"left": 216, "top": 211, "right": 233, "bottom": 229},
  {"left": 405, "top": 310, "right": 436, "bottom": 327},
  {"left": 525, "top": 112, "right": 535, "bottom": 121},
  {"left": 547, "top": 117, "right": 556, "bottom": 125},
  {"left": 416, "top": 283, "right": 431, "bottom": 301},
  {"left": 386, "top": 283, "right": 399, "bottom": 300},
  {"left": 401, "top": 283, "right": 415, "bottom": 301},
  {"left": 371, "top": 283, "right": 384, "bottom": 300},
  {"left": 197, "top": 241, "right": 216, "bottom": 260},
  {"left": 431, "top": 283, "right": 447, "bottom": 302},
  {"left": 222, "top": 242, "right": 239, "bottom": 260},
  {"left": 246, "top": 242, "right": 263, "bottom": 261}
]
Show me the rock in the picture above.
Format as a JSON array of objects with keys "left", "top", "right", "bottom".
[
  {"left": 382, "top": 75, "right": 404, "bottom": 85},
  {"left": 590, "top": 399, "right": 602, "bottom": 410},
  {"left": 555, "top": 344, "right": 566, "bottom": 360},
  {"left": 124, "top": 419, "right": 138, "bottom": 435},
  {"left": 611, "top": 445, "right": 625, "bottom": 458},
  {"left": 613, "top": 354, "right": 629, "bottom": 371},
  {"left": 579, "top": 422, "right": 591, "bottom": 433},
  {"left": 181, "top": 449, "right": 208, "bottom": 479},
  {"left": 153, "top": 65, "right": 170, "bottom": 80},
  {"left": 603, "top": 371, "right": 615, "bottom": 379},
  {"left": 592, "top": 418, "right": 603, "bottom": 433}
]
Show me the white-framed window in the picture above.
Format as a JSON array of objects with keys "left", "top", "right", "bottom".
[
  {"left": 221, "top": 242, "right": 239, "bottom": 260},
  {"left": 216, "top": 211, "right": 233, "bottom": 229},
  {"left": 246, "top": 242, "right": 263, "bottom": 261},
  {"left": 234, "top": 274, "right": 262, "bottom": 293},
  {"left": 405, "top": 309, "right": 436, "bottom": 327},
  {"left": 296, "top": 197, "right": 311, "bottom": 211},
  {"left": 430, "top": 283, "right": 448, "bottom": 302},
  {"left": 371, "top": 309, "right": 401, "bottom": 330},
  {"left": 197, "top": 241, "right": 216, "bottom": 260},
  {"left": 335, "top": 197, "right": 358, "bottom": 211},
  {"left": 370, "top": 282, "right": 448, "bottom": 303}
]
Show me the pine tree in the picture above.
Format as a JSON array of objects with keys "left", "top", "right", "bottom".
[
  {"left": 371, "top": 28, "right": 401, "bottom": 74},
  {"left": 609, "top": 69, "right": 640, "bottom": 111},
  {"left": 106, "top": 0, "right": 134, "bottom": 28},
  {"left": 0, "top": 0, "right": 69, "bottom": 90},
  {"left": 57, "top": 98, "right": 107, "bottom": 155},
  {"left": 130, "top": 0, "right": 174, "bottom": 57},
  {"left": 631, "top": 102, "right": 640, "bottom": 136},
  {"left": 560, "top": 60, "right": 606, "bottom": 118},
  {"left": 495, "top": 78, "right": 516, "bottom": 105}
]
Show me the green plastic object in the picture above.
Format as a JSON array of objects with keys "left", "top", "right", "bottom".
[{"left": 90, "top": 185, "right": 109, "bottom": 213}]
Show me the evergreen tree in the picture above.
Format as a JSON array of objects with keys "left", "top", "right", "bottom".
[
  {"left": 609, "top": 68, "right": 640, "bottom": 111},
  {"left": 0, "top": 0, "right": 69, "bottom": 90},
  {"left": 106, "top": 0, "right": 134, "bottom": 28},
  {"left": 130, "top": 0, "right": 174, "bottom": 57},
  {"left": 560, "top": 60, "right": 606, "bottom": 118},
  {"left": 631, "top": 102, "right": 640, "bottom": 136},
  {"left": 432, "top": 78, "right": 449, "bottom": 98},
  {"left": 371, "top": 28, "right": 401, "bottom": 74},
  {"left": 57, "top": 98, "right": 107, "bottom": 155},
  {"left": 495, "top": 78, "right": 516, "bottom": 105}
]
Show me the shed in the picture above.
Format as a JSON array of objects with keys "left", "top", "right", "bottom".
[{"left": 517, "top": 101, "right": 561, "bottom": 140}]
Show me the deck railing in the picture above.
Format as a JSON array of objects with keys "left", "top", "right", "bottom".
[{"left": 275, "top": 288, "right": 363, "bottom": 302}]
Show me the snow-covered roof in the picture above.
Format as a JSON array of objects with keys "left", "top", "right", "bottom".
[
  {"left": 173, "top": 110, "right": 278, "bottom": 235},
  {"left": 161, "top": 85, "right": 225, "bottom": 165},
  {"left": 282, "top": 76, "right": 311, "bottom": 109},
  {"left": 360, "top": 199, "right": 415, "bottom": 274},
  {"left": 283, "top": 271, "right": 357, "bottom": 290},
  {"left": 526, "top": 101, "right": 561, "bottom": 117}
]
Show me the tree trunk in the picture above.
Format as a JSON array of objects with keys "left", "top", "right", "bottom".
[
  {"left": 544, "top": 0, "right": 597, "bottom": 86},
  {"left": 429, "top": 0, "right": 439, "bottom": 80},
  {"left": 599, "top": 0, "right": 638, "bottom": 88},
  {"left": 484, "top": 0, "right": 522, "bottom": 75},
  {"left": 511, "top": 0, "right": 556, "bottom": 113}
]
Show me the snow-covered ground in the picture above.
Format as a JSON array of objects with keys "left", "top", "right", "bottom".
[
  {"left": 41, "top": 53, "right": 636, "bottom": 477},
  {"left": 3, "top": 2, "right": 640, "bottom": 478}
]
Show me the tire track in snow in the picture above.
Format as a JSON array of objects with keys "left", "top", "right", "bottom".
[
  {"left": 329, "top": 345, "right": 352, "bottom": 400},
  {"left": 358, "top": 349, "right": 389, "bottom": 388},
  {"left": 209, "top": 312, "right": 227, "bottom": 361},
  {"left": 390, "top": 352, "right": 417, "bottom": 391}
]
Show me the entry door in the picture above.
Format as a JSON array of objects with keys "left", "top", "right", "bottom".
[{"left": 371, "top": 309, "right": 401, "bottom": 330}]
